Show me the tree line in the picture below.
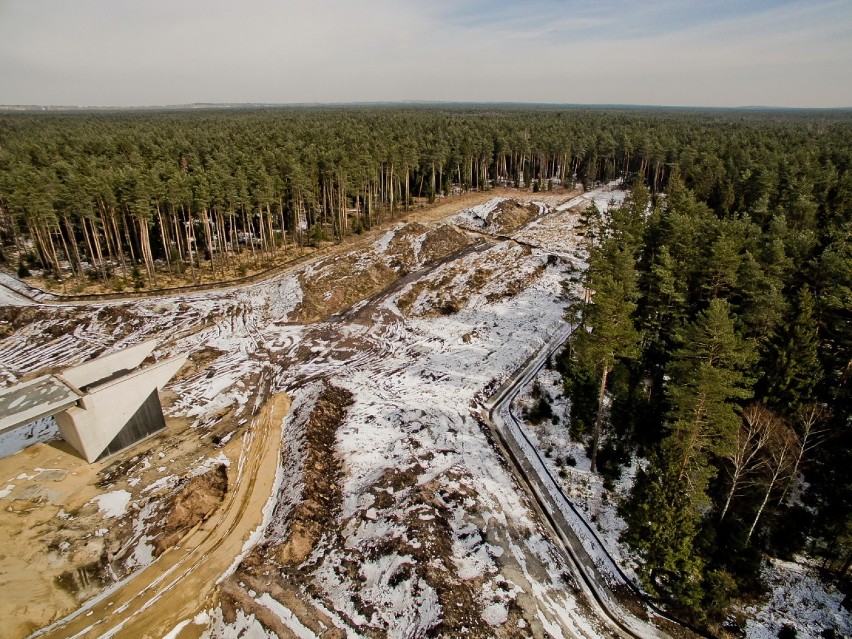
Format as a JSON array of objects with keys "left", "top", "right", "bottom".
[
  {"left": 565, "top": 107, "right": 851, "bottom": 628},
  {"left": 1, "top": 106, "right": 849, "bottom": 290}
]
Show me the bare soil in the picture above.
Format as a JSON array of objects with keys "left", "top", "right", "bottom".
[
  {"left": 152, "top": 463, "right": 229, "bottom": 556},
  {"left": 293, "top": 222, "right": 475, "bottom": 322},
  {"left": 15, "top": 188, "right": 562, "bottom": 300},
  {"left": 32, "top": 392, "right": 290, "bottom": 639},
  {"left": 489, "top": 200, "right": 541, "bottom": 235},
  {"left": 0, "top": 381, "right": 289, "bottom": 639},
  {"left": 295, "top": 255, "right": 398, "bottom": 323},
  {"left": 273, "top": 384, "right": 350, "bottom": 566}
]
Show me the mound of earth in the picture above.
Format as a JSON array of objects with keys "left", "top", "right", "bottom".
[
  {"left": 296, "top": 255, "right": 398, "bottom": 322},
  {"left": 452, "top": 198, "right": 541, "bottom": 236},
  {"left": 214, "top": 382, "right": 352, "bottom": 633},
  {"left": 152, "top": 464, "right": 229, "bottom": 555},
  {"left": 489, "top": 200, "right": 540, "bottom": 234},
  {"left": 418, "top": 224, "right": 472, "bottom": 264},
  {"left": 385, "top": 222, "right": 430, "bottom": 271},
  {"left": 274, "top": 384, "right": 350, "bottom": 566},
  {"left": 397, "top": 243, "right": 546, "bottom": 317},
  {"left": 293, "top": 222, "right": 474, "bottom": 322},
  {"left": 384, "top": 222, "right": 475, "bottom": 273}
]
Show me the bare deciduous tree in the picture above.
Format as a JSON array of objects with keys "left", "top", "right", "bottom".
[
  {"left": 748, "top": 417, "right": 799, "bottom": 542},
  {"left": 777, "top": 403, "right": 831, "bottom": 505},
  {"left": 720, "top": 403, "right": 774, "bottom": 521}
]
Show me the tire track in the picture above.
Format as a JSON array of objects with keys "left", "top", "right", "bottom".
[{"left": 30, "top": 393, "right": 290, "bottom": 639}]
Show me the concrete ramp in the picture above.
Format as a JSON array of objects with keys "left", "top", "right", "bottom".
[
  {"left": 0, "top": 342, "right": 186, "bottom": 463},
  {"left": 60, "top": 339, "right": 158, "bottom": 390},
  {"left": 56, "top": 354, "right": 187, "bottom": 462}
]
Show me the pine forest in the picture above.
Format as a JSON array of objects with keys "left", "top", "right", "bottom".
[{"left": 1, "top": 104, "right": 851, "bottom": 629}]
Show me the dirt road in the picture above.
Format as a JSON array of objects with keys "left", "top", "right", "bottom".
[
  {"left": 0, "top": 188, "right": 562, "bottom": 306},
  {"left": 31, "top": 393, "right": 290, "bottom": 639}
]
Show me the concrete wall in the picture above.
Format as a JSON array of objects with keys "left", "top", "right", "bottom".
[
  {"left": 56, "top": 354, "right": 187, "bottom": 463},
  {"left": 60, "top": 340, "right": 158, "bottom": 391}
]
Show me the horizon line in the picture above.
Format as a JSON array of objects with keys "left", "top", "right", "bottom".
[{"left": 1, "top": 101, "right": 851, "bottom": 113}]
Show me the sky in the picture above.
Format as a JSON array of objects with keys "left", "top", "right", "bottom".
[{"left": 0, "top": 0, "right": 850, "bottom": 108}]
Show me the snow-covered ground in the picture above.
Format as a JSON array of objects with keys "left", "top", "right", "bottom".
[
  {"left": 511, "top": 365, "right": 640, "bottom": 586},
  {"left": 250, "top": 241, "right": 603, "bottom": 637},
  {"left": 744, "top": 559, "right": 851, "bottom": 639},
  {"left": 17, "top": 183, "right": 842, "bottom": 638},
  {"left": 0, "top": 191, "right": 616, "bottom": 638}
]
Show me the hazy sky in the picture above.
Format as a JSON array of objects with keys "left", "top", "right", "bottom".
[{"left": 1, "top": 0, "right": 850, "bottom": 107}]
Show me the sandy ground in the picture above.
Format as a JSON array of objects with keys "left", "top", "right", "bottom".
[
  {"left": 0, "top": 393, "right": 289, "bottom": 639},
  {"left": 32, "top": 392, "right": 290, "bottom": 639},
  {"left": 0, "top": 441, "right": 103, "bottom": 638}
]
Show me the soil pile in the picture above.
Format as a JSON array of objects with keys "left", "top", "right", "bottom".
[
  {"left": 489, "top": 200, "right": 540, "bottom": 235},
  {"left": 296, "top": 254, "right": 398, "bottom": 322},
  {"left": 418, "top": 224, "right": 472, "bottom": 264},
  {"left": 294, "top": 222, "right": 474, "bottom": 322},
  {"left": 153, "top": 464, "right": 228, "bottom": 555},
  {"left": 398, "top": 243, "right": 546, "bottom": 317},
  {"left": 385, "top": 222, "right": 430, "bottom": 271},
  {"left": 275, "top": 384, "right": 350, "bottom": 566},
  {"left": 216, "top": 383, "right": 352, "bottom": 636}
]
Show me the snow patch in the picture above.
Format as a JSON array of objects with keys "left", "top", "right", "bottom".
[
  {"left": 744, "top": 558, "right": 852, "bottom": 639},
  {"left": 254, "top": 593, "right": 318, "bottom": 639},
  {"left": 90, "top": 490, "right": 132, "bottom": 519}
]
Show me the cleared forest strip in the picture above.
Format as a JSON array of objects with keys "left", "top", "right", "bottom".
[
  {"left": 31, "top": 393, "right": 290, "bottom": 639},
  {"left": 4, "top": 188, "right": 561, "bottom": 305}
]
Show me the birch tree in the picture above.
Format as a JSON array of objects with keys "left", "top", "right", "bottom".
[
  {"left": 748, "top": 419, "right": 798, "bottom": 541},
  {"left": 719, "top": 403, "right": 774, "bottom": 521}
]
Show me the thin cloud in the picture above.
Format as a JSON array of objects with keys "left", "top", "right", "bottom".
[{"left": 0, "top": 0, "right": 849, "bottom": 106}]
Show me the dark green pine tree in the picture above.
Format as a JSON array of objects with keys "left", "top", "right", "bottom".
[
  {"left": 766, "top": 285, "right": 823, "bottom": 415},
  {"left": 620, "top": 452, "right": 706, "bottom": 611},
  {"left": 573, "top": 207, "right": 642, "bottom": 472},
  {"left": 622, "top": 299, "right": 756, "bottom": 614},
  {"left": 665, "top": 298, "right": 757, "bottom": 494}
]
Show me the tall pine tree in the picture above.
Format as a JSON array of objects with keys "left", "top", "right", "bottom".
[
  {"left": 622, "top": 299, "right": 757, "bottom": 614},
  {"left": 573, "top": 198, "right": 642, "bottom": 472}
]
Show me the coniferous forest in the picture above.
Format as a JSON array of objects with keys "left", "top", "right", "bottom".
[{"left": 1, "top": 105, "right": 851, "bottom": 625}]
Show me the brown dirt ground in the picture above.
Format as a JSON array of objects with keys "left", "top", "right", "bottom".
[
  {"left": 218, "top": 382, "right": 352, "bottom": 635},
  {"left": 293, "top": 222, "right": 475, "bottom": 323},
  {"left": 273, "top": 384, "right": 350, "bottom": 567},
  {"left": 295, "top": 255, "right": 398, "bottom": 323},
  {"left": 489, "top": 200, "right": 541, "bottom": 235},
  {"left": 16, "top": 188, "right": 566, "bottom": 299},
  {"left": 152, "top": 464, "right": 229, "bottom": 556},
  {"left": 0, "top": 376, "right": 289, "bottom": 639}
]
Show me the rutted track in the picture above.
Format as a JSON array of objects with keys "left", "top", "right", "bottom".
[
  {"left": 29, "top": 393, "right": 290, "bottom": 639},
  {"left": 479, "top": 325, "right": 715, "bottom": 639},
  {"left": 478, "top": 326, "right": 665, "bottom": 638}
]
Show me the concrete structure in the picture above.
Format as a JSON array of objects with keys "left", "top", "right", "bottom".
[
  {"left": 0, "top": 376, "right": 80, "bottom": 432},
  {"left": 0, "top": 340, "right": 186, "bottom": 462}
]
